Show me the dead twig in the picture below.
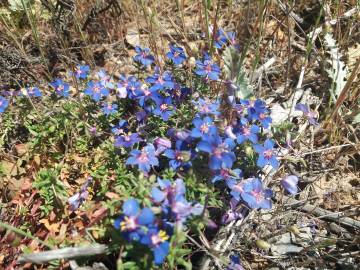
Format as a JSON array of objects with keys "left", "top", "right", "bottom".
[
  {"left": 283, "top": 196, "right": 360, "bottom": 230},
  {"left": 17, "top": 244, "right": 108, "bottom": 264}
]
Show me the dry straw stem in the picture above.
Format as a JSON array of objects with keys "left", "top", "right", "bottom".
[
  {"left": 17, "top": 244, "right": 108, "bottom": 264},
  {"left": 282, "top": 196, "right": 360, "bottom": 230}
]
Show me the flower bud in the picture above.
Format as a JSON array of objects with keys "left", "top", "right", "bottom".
[
  {"left": 256, "top": 239, "right": 271, "bottom": 250},
  {"left": 289, "top": 225, "right": 300, "bottom": 235},
  {"left": 281, "top": 175, "right": 299, "bottom": 195},
  {"left": 188, "top": 57, "right": 196, "bottom": 69},
  {"left": 245, "top": 146, "right": 254, "bottom": 158}
]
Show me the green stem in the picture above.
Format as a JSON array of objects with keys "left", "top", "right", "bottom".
[
  {"left": 0, "top": 222, "right": 54, "bottom": 249},
  {"left": 202, "top": 0, "right": 210, "bottom": 48}
]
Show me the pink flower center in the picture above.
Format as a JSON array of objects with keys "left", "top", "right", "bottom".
[
  {"left": 160, "top": 104, "right": 168, "bottom": 111},
  {"left": 251, "top": 191, "right": 263, "bottom": 202},
  {"left": 263, "top": 149, "right": 273, "bottom": 159},
  {"left": 220, "top": 168, "right": 230, "bottom": 178},
  {"left": 150, "top": 231, "right": 168, "bottom": 246},
  {"left": 259, "top": 113, "right": 266, "bottom": 120},
  {"left": 200, "top": 105, "right": 210, "bottom": 113},
  {"left": 174, "top": 52, "right": 180, "bottom": 57},
  {"left": 138, "top": 152, "right": 149, "bottom": 163},
  {"left": 242, "top": 127, "right": 250, "bottom": 136},
  {"left": 120, "top": 216, "right": 137, "bottom": 231},
  {"left": 205, "top": 64, "right": 212, "bottom": 73},
  {"left": 144, "top": 89, "right": 151, "bottom": 96},
  {"left": 233, "top": 183, "right": 244, "bottom": 193},
  {"left": 124, "top": 136, "right": 131, "bottom": 142},
  {"left": 157, "top": 77, "right": 164, "bottom": 85},
  {"left": 175, "top": 152, "right": 183, "bottom": 161},
  {"left": 200, "top": 123, "right": 209, "bottom": 133},
  {"left": 213, "top": 147, "right": 224, "bottom": 158}
]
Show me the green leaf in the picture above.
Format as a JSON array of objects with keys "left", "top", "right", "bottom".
[
  {"left": 324, "top": 33, "right": 348, "bottom": 101},
  {"left": 223, "top": 46, "right": 254, "bottom": 99},
  {"left": 353, "top": 113, "right": 360, "bottom": 124},
  {"left": 8, "top": 0, "right": 30, "bottom": 11}
]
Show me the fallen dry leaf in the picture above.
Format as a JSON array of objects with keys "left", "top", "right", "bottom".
[
  {"left": 39, "top": 219, "right": 60, "bottom": 234},
  {"left": 105, "top": 191, "right": 120, "bottom": 199}
]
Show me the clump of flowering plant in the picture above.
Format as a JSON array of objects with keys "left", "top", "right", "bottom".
[{"left": 0, "top": 27, "right": 288, "bottom": 268}]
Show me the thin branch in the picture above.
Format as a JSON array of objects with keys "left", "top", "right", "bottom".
[{"left": 17, "top": 244, "right": 108, "bottom": 264}]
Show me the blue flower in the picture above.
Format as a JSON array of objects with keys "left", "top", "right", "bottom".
[
  {"left": 134, "top": 46, "right": 155, "bottom": 67},
  {"left": 211, "top": 166, "right": 242, "bottom": 183},
  {"left": 111, "top": 120, "right": 128, "bottom": 135},
  {"left": 101, "top": 103, "right": 118, "bottom": 115},
  {"left": 73, "top": 65, "right": 90, "bottom": 79},
  {"left": 50, "top": 79, "right": 70, "bottom": 97},
  {"left": 171, "top": 84, "right": 191, "bottom": 102},
  {"left": 190, "top": 116, "right": 218, "bottom": 138},
  {"left": 240, "top": 178, "right": 273, "bottom": 209},
  {"left": 295, "top": 103, "right": 318, "bottom": 126},
  {"left": 114, "top": 198, "right": 155, "bottom": 241},
  {"left": 68, "top": 177, "right": 93, "bottom": 211},
  {"left": 226, "top": 31, "right": 239, "bottom": 48},
  {"left": 146, "top": 71, "right": 174, "bottom": 91},
  {"left": 235, "top": 118, "right": 260, "bottom": 144},
  {"left": 195, "top": 53, "right": 221, "bottom": 81},
  {"left": 221, "top": 198, "right": 242, "bottom": 224},
  {"left": 136, "top": 85, "right": 158, "bottom": 107},
  {"left": 126, "top": 143, "right": 159, "bottom": 173},
  {"left": 214, "top": 29, "right": 227, "bottom": 49},
  {"left": 163, "top": 141, "right": 192, "bottom": 170},
  {"left": 254, "top": 110, "right": 272, "bottom": 129},
  {"left": 154, "top": 137, "right": 172, "bottom": 156},
  {"left": 167, "top": 129, "right": 192, "bottom": 143},
  {"left": 97, "top": 69, "right": 115, "bottom": 89},
  {"left": 22, "top": 87, "right": 42, "bottom": 97},
  {"left": 152, "top": 96, "right": 175, "bottom": 121},
  {"left": 197, "top": 134, "right": 236, "bottom": 170},
  {"left": 281, "top": 175, "right": 299, "bottom": 195},
  {"left": 0, "top": 96, "right": 9, "bottom": 113},
  {"left": 114, "top": 133, "right": 142, "bottom": 148},
  {"left": 115, "top": 74, "right": 130, "bottom": 98},
  {"left": 126, "top": 76, "right": 142, "bottom": 99},
  {"left": 84, "top": 81, "right": 109, "bottom": 102},
  {"left": 140, "top": 228, "right": 170, "bottom": 265},
  {"left": 241, "top": 99, "right": 267, "bottom": 121},
  {"left": 151, "top": 178, "right": 203, "bottom": 224},
  {"left": 253, "top": 139, "right": 279, "bottom": 169},
  {"left": 166, "top": 44, "right": 186, "bottom": 65},
  {"left": 193, "top": 98, "right": 220, "bottom": 116},
  {"left": 227, "top": 178, "right": 249, "bottom": 202},
  {"left": 151, "top": 178, "right": 185, "bottom": 204},
  {"left": 226, "top": 253, "right": 244, "bottom": 270}
]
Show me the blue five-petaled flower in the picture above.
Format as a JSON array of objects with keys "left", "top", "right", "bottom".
[
  {"left": 166, "top": 44, "right": 186, "bottom": 65},
  {"left": 114, "top": 198, "right": 155, "bottom": 241},
  {"left": 195, "top": 53, "right": 221, "bottom": 81},
  {"left": 253, "top": 139, "right": 279, "bottom": 169},
  {"left": 84, "top": 81, "right": 109, "bottom": 102},
  {"left": 197, "top": 134, "right": 236, "bottom": 170},
  {"left": 50, "top": 79, "right": 70, "bottom": 97},
  {"left": 0, "top": 96, "right": 9, "bottom": 113},
  {"left": 134, "top": 46, "right": 155, "bottom": 67},
  {"left": 126, "top": 143, "right": 159, "bottom": 173}
]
